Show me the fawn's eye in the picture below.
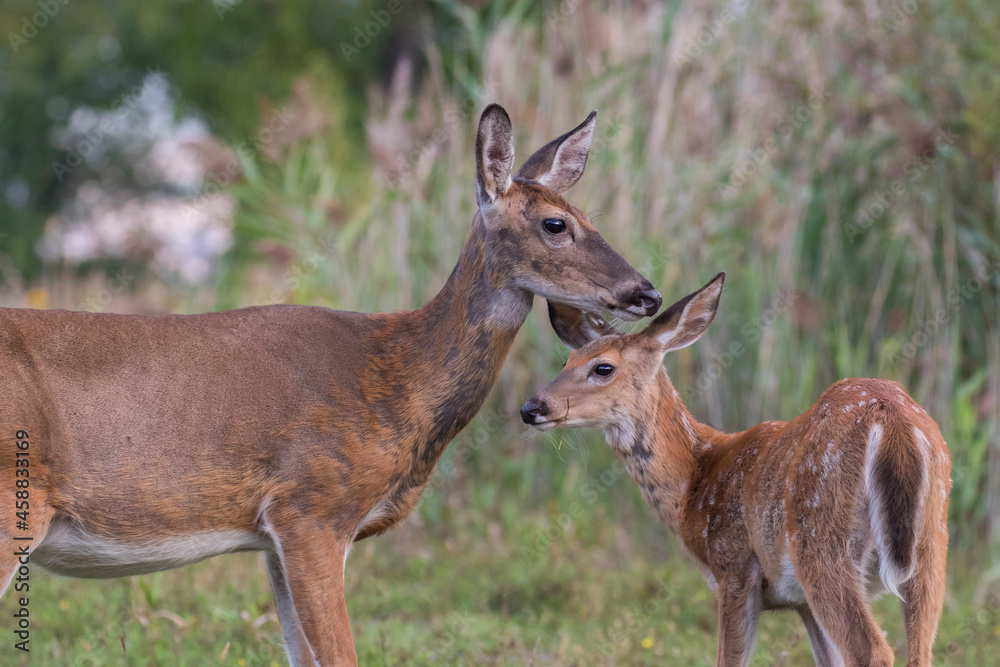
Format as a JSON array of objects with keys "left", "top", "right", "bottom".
[
  {"left": 593, "top": 363, "right": 614, "bottom": 377},
  {"left": 543, "top": 218, "right": 566, "bottom": 234}
]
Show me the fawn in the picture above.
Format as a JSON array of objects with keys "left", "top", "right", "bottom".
[
  {"left": 521, "top": 273, "right": 950, "bottom": 666},
  {"left": 0, "top": 104, "right": 662, "bottom": 665}
]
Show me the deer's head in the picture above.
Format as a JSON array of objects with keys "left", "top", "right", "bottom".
[
  {"left": 474, "top": 104, "right": 662, "bottom": 321},
  {"left": 520, "top": 273, "right": 725, "bottom": 450}
]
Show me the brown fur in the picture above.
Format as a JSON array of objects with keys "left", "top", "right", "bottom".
[
  {"left": 0, "top": 105, "right": 660, "bottom": 666},
  {"left": 524, "top": 274, "right": 951, "bottom": 667}
]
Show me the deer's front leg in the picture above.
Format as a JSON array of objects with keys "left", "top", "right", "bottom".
[
  {"left": 715, "top": 565, "right": 762, "bottom": 667},
  {"left": 266, "top": 508, "right": 357, "bottom": 666},
  {"left": 265, "top": 551, "right": 314, "bottom": 666}
]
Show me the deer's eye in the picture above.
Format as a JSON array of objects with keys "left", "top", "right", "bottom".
[
  {"left": 593, "top": 363, "right": 614, "bottom": 377},
  {"left": 543, "top": 218, "right": 566, "bottom": 234}
]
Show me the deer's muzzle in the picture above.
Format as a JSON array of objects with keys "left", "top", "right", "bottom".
[{"left": 520, "top": 396, "right": 551, "bottom": 425}]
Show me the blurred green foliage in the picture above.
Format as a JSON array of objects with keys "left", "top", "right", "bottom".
[{"left": 0, "top": 0, "right": 403, "bottom": 278}]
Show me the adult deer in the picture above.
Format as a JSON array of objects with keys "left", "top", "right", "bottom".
[
  {"left": 521, "top": 273, "right": 950, "bottom": 667},
  {"left": 0, "top": 104, "right": 662, "bottom": 665}
]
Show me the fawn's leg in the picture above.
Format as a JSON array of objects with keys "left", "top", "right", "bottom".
[
  {"left": 265, "top": 550, "right": 314, "bottom": 667},
  {"left": 796, "top": 546, "right": 893, "bottom": 667},
  {"left": 265, "top": 508, "right": 357, "bottom": 666},
  {"left": 796, "top": 604, "right": 842, "bottom": 667},
  {"left": 900, "top": 522, "right": 948, "bottom": 665},
  {"left": 716, "top": 565, "right": 762, "bottom": 667}
]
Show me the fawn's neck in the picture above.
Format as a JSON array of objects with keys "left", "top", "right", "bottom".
[
  {"left": 391, "top": 213, "right": 532, "bottom": 486},
  {"left": 618, "top": 370, "right": 726, "bottom": 534}
]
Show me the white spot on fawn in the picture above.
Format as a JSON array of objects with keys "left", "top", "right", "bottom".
[{"left": 680, "top": 412, "right": 696, "bottom": 446}]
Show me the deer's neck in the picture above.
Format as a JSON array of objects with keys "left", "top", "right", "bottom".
[
  {"left": 390, "top": 214, "right": 532, "bottom": 487},
  {"left": 618, "top": 371, "right": 725, "bottom": 535}
]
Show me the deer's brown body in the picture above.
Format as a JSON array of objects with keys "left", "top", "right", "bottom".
[
  {"left": 0, "top": 105, "right": 662, "bottom": 666},
  {"left": 523, "top": 274, "right": 950, "bottom": 667},
  {"left": 0, "top": 291, "right": 510, "bottom": 570}
]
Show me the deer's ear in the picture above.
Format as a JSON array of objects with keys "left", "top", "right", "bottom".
[
  {"left": 514, "top": 111, "right": 596, "bottom": 194},
  {"left": 548, "top": 301, "right": 620, "bottom": 350},
  {"left": 475, "top": 104, "right": 515, "bottom": 206},
  {"left": 643, "top": 273, "right": 725, "bottom": 353}
]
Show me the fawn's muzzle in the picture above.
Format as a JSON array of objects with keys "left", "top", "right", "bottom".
[{"left": 520, "top": 397, "right": 550, "bottom": 425}]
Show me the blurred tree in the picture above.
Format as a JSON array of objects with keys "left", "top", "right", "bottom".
[{"left": 0, "top": 0, "right": 412, "bottom": 281}]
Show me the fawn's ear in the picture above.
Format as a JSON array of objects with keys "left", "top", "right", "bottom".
[
  {"left": 476, "top": 104, "right": 515, "bottom": 207},
  {"left": 514, "top": 111, "right": 596, "bottom": 194},
  {"left": 548, "top": 301, "right": 621, "bottom": 350},
  {"left": 643, "top": 272, "right": 725, "bottom": 353}
]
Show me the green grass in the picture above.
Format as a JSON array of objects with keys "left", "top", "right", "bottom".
[{"left": 7, "top": 466, "right": 998, "bottom": 665}]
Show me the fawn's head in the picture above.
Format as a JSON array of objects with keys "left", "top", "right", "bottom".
[
  {"left": 473, "top": 104, "right": 661, "bottom": 320},
  {"left": 520, "top": 273, "right": 725, "bottom": 449}
]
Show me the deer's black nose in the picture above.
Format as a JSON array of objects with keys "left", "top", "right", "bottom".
[
  {"left": 520, "top": 397, "right": 550, "bottom": 424},
  {"left": 628, "top": 283, "right": 662, "bottom": 316}
]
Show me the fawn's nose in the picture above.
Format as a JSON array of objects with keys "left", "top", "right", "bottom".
[
  {"left": 520, "top": 397, "right": 550, "bottom": 424},
  {"left": 627, "top": 283, "right": 662, "bottom": 317}
]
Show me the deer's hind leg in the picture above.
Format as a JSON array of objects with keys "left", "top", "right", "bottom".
[
  {"left": 795, "top": 541, "right": 893, "bottom": 667},
  {"left": 899, "top": 496, "right": 949, "bottom": 666},
  {"left": 0, "top": 488, "right": 55, "bottom": 598},
  {"left": 0, "top": 424, "right": 55, "bottom": 598},
  {"left": 796, "top": 604, "right": 842, "bottom": 667}
]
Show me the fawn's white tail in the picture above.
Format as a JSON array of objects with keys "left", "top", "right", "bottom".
[{"left": 865, "top": 420, "right": 932, "bottom": 600}]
